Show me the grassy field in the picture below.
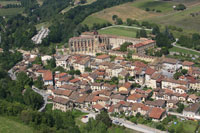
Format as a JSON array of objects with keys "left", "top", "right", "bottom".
[
  {"left": 0, "top": 8, "right": 24, "bottom": 16},
  {"left": 0, "top": 1, "right": 21, "bottom": 6},
  {"left": 98, "top": 26, "right": 151, "bottom": 38},
  {"left": 37, "top": 0, "right": 44, "bottom": 6},
  {"left": 131, "top": 0, "right": 175, "bottom": 13},
  {"left": 169, "top": 46, "right": 200, "bottom": 56},
  {"left": 98, "top": 27, "right": 139, "bottom": 38},
  {"left": 148, "top": 3, "right": 200, "bottom": 34},
  {"left": 82, "top": 2, "right": 158, "bottom": 26},
  {"left": 82, "top": 15, "right": 109, "bottom": 27},
  {"left": 35, "top": 21, "right": 51, "bottom": 30},
  {"left": 61, "top": 0, "right": 96, "bottom": 14},
  {"left": 0, "top": 116, "right": 34, "bottom": 133},
  {"left": 82, "top": 0, "right": 200, "bottom": 34}
]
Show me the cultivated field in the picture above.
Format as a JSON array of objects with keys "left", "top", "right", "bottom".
[{"left": 0, "top": 116, "right": 34, "bottom": 133}]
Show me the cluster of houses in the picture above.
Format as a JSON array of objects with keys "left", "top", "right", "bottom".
[{"left": 11, "top": 38, "right": 200, "bottom": 122}]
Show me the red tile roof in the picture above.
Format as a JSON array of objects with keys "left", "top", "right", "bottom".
[
  {"left": 69, "top": 78, "right": 80, "bottom": 83},
  {"left": 182, "top": 61, "right": 194, "bottom": 66},
  {"left": 145, "top": 67, "right": 156, "bottom": 75},
  {"left": 134, "top": 61, "right": 147, "bottom": 68},
  {"left": 96, "top": 54, "right": 110, "bottom": 59},
  {"left": 133, "top": 40, "right": 155, "bottom": 48},
  {"left": 149, "top": 107, "right": 165, "bottom": 119},
  {"left": 43, "top": 71, "right": 53, "bottom": 81},
  {"left": 92, "top": 104, "right": 104, "bottom": 110}
]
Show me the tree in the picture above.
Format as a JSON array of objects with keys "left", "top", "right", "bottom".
[
  {"left": 152, "top": 25, "right": 160, "bottom": 35},
  {"left": 85, "top": 67, "right": 92, "bottom": 72},
  {"left": 181, "top": 69, "right": 188, "bottom": 75},
  {"left": 16, "top": 72, "right": 33, "bottom": 87},
  {"left": 34, "top": 76, "right": 44, "bottom": 89},
  {"left": 174, "top": 4, "right": 186, "bottom": 11},
  {"left": 119, "top": 42, "right": 132, "bottom": 52},
  {"left": 45, "top": 57, "right": 56, "bottom": 70},
  {"left": 112, "top": 15, "right": 118, "bottom": 21},
  {"left": 126, "top": 18, "right": 134, "bottom": 26},
  {"left": 116, "top": 18, "right": 123, "bottom": 25},
  {"left": 140, "top": 29, "right": 147, "bottom": 38},
  {"left": 136, "top": 29, "right": 147, "bottom": 38},
  {"left": 177, "top": 103, "right": 184, "bottom": 113},
  {"left": 33, "top": 56, "right": 42, "bottom": 65},
  {"left": 23, "top": 87, "right": 44, "bottom": 109},
  {"left": 173, "top": 72, "right": 182, "bottom": 80},
  {"left": 96, "top": 110, "right": 112, "bottom": 128}
]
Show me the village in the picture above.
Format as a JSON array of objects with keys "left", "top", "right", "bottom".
[{"left": 10, "top": 31, "right": 200, "bottom": 125}]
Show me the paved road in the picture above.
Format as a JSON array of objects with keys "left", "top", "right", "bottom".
[
  {"left": 168, "top": 111, "right": 200, "bottom": 120},
  {"left": 172, "top": 38, "right": 200, "bottom": 54},
  {"left": 32, "top": 86, "right": 51, "bottom": 112},
  {"left": 77, "top": 108, "right": 165, "bottom": 133},
  {"left": 100, "top": 25, "right": 152, "bottom": 31}
]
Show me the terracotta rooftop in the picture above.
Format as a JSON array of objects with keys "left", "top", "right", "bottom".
[
  {"left": 69, "top": 78, "right": 80, "bottom": 83},
  {"left": 133, "top": 61, "right": 147, "bottom": 68},
  {"left": 132, "top": 40, "right": 155, "bottom": 48},
  {"left": 53, "top": 89, "right": 73, "bottom": 97},
  {"left": 43, "top": 71, "right": 53, "bottom": 81},
  {"left": 92, "top": 104, "right": 104, "bottom": 110},
  {"left": 96, "top": 54, "right": 110, "bottom": 59},
  {"left": 145, "top": 67, "right": 156, "bottom": 75},
  {"left": 182, "top": 61, "right": 194, "bottom": 66},
  {"left": 53, "top": 97, "right": 69, "bottom": 105},
  {"left": 149, "top": 107, "right": 165, "bottom": 119}
]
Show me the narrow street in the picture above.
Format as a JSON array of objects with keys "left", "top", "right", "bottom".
[{"left": 32, "top": 86, "right": 51, "bottom": 112}]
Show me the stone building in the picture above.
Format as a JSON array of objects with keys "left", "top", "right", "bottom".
[
  {"left": 68, "top": 31, "right": 110, "bottom": 56},
  {"left": 68, "top": 31, "right": 143, "bottom": 56}
]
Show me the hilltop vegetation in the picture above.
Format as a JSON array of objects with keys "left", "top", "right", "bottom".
[{"left": 82, "top": 0, "right": 200, "bottom": 34}]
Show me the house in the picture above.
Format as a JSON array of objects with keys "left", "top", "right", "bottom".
[
  {"left": 148, "top": 107, "right": 166, "bottom": 121},
  {"left": 161, "top": 78, "right": 188, "bottom": 89},
  {"left": 75, "top": 94, "right": 88, "bottom": 109},
  {"left": 52, "top": 97, "right": 73, "bottom": 112},
  {"left": 127, "top": 93, "right": 146, "bottom": 103},
  {"left": 55, "top": 55, "right": 70, "bottom": 70},
  {"left": 190, "top": 80, "right": 200, "bottom": 90},
  {"left": 128, "top": 40, "right": 155, "bottom": 54},
  {"left": 166, "top": 100, "right": 179, "bottom": 108},
  {"left": 183, "top": 103, "right": 200, "bottom": 119},
  {"left": 91, "top": 83, "right": 103, "bottom": 92},
  {"left": 43, "top": 70, "right": 53, "bottom": 86},
  {"left": 118, "top": 70, "right": 129, "bottom": 84},
  {"left": 182, "top": 61, "right": 194, "bottom": 70},
  {"left": 132, "top": 54, "right": 156, "bottom": 63},
  {"left": 92, "top": 96, "right": 110, "bottom": 107},
  {"left": 145, "top": 67, "right": 156, "bottom": 86},
  {"left": 174, "top": 86, "right": 189, "bottom": 94},
  {"left": 132, "top": 103, "right": 149, "bottom": 116},
  {"left": 110, "top": 94, "right": 126, "bottom": 104},
  {"left": 162, "top": 57, "right": 181, "bottom": 71},
  {"left": 187, "top": 94, "right": 200, "bottom": 103},
  {"left": 111, "top": 65, "right": 122, "bottom": 77},
  {"left": 52, "top": 89, "right": 73, "bottom": 99},
  {"left": 96, "top": 54, "right": 110, "bottom": 63},
  {"left": 92, "top": 104, "right": 105, "bottom": 112},
  {"left": 119, "top": 82, "right": 132, "bottom": 92},
  {"left": 73, "top": 57, "right": 91, "bottom": 73},
  {"left": 59, "top": 84, "right": 79, "bottom": 91},
  {"left": 145, "top": 100, "right": 166, "bottom": 108}
]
